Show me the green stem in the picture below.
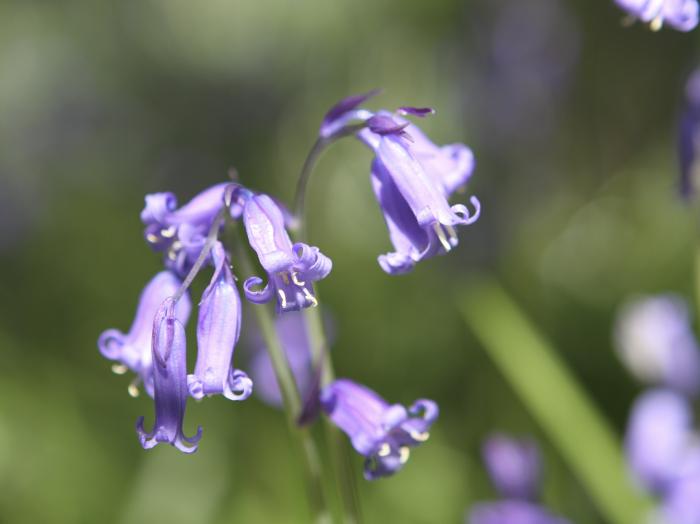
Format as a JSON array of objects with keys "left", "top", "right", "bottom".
[
  {"left": 457, "top": 277, "right": 654, "bottom": 524},
  {"left": 229, "top": 228, "right": 330, "bottom": 524}
]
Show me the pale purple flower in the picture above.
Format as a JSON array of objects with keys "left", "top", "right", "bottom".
[
  {"left": 98, "top": 271, "right": 191, "bottom": 397},
  {"left": 614, "top": 295, "right": 700, "bottom": 396},
  {"left": 662, "top": 450, "right": 700, "bottom": 524},
  {"left": 358, "top": 112, "right": 480, "bottom": 274},
  {"left": 320, "top": 379, "right": 438, "bottom": 480},
  {"left": 615, "top": 0, "right": 699, "bottom": 31},
  {"left": 680, "top": 70, "right": 700, "bottom": 198},
  {"left": 468, "top": 500, "right": 571, "bottom": 524},
  {"left": 187, "top": 242, "right": 252, "bottom": 401},
  {"left": 141, "top": 183, "right": 237, "bottom": 276},
  {"left": 241, "top": 193, "right": 331, "bottom": 312},
  {"left": 136, "top": 298, "right": 202, "bottom": 453},
  {"left": 625, "top": 389, "right": 695, "bottom": 493},
  {"left": 483, "top": 434, "right": 541, "bottom": 500},
  {"left": 249, "top": 311, "right": 313, "bottom": 407}
]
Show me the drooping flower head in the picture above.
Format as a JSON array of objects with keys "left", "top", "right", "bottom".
[
  {"left": 615, "top": 0, "right": 699, "bottom": 31},
  {"left": 468, "top": 500, "right": 571, "bottom": 524},
  {"left": 248, "top": 310, "right": 315, "bottom": 407},
  {"left": 320, "top": 379, "right": 438, "bottom": 480},
  {"left": 680, "top": 69, "right": 700, "bottom": 198},
  {"left": 241, "top": 192, "right": 331, "bottom": 312},
  {"left": 614, "top": 295, "right": 700, "bottom": 396},
  {"left": 137, "top": 297, "right": 202, "bottom": 453},
  {"left": 98, "top": 271, "right": 191, "bottom": 397},
  {"left": 187, "top": 242, "right": 252, "bottom": 401},
  {"left": 625, "top": 389, "right": 696, "bottom": 493},
  {"left": 141, "top": 183, "right": 238, "bottom": 276},
  {"left": 482, "top": 434, "right": 542, "bottom": 501}
]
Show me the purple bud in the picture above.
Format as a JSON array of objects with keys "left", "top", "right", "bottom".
[
  {"left": 367, "top": 115, "right": 411, "bottom": 138},
  {"left": 241, "top": 193, "right": 331, "bottom": 312},
  {"left": 625, "top": 389, "right": 695, "bottom": 493},
  {"left": 615, "top": 295, "right": 700, "bottom": 396},
  {"left": 98, "top": 271, "right": 191, "bottom": 397},
  {"left": 320, "top": 379, "right": 438, "bottom": 480},
  {"left": 397, "top": 107, "right": 435, "bottom": 117},
  {"left": 187, "top": 242, "right": 252, "bottom": 401},
  {"left": 615, "top": 0, "right": 698, "bottom": 31},
  {"left": 468, "top": 500, "right": 571, "bottom": 524},
  {"left": 320, "top": 90, "right": 380, "bottom": 138},
  {"left": 136, "top": 298, "right": 202, "bottom": 453},
  {"left": 482, "top": 435, "right": 541, "bottom": 500}
]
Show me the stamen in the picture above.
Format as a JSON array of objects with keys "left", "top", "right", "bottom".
[
  {"left": 302, "top": 287, "right": 318, "bottom": 307},
  {"left": 167, "top": 241, "right": 183, "bottom": 261},
  {"left": 445, "top": 225, "right": 458, "bottom": 243},
  {"left": 111, "top": 364, "right": 128, "bottom": 375},
  {"left": 291, "top": 272, "right": 306, "bottom": 286},
  {"left": 410, "top": 430, "right": 430, "bottom": 442},
  {"left": 128, "top": 381, "right": 140, "bottom": 398},
  {"left": 399, "top": 446, "right": 411, "bottom": 464},
  {"left": 650, "top": 16, "right": 663, "bottom": 31},
  {"left": 146, "top": 233, "right": 160, "bottom": 244},
  {"left": 160, "top": 226, "right": 177, "bottom": 238},
  {"left": 280, "top": 272, "right": 290, "bottom": 285},
  {"left": 378, "top": 443, "right": 391, "bottom": 457},
  {"left": 433, "top": 223, "right": 452, "bottom": 252},
  {"left": 278, "top": 289, "right": 288, "bottom": 309}
]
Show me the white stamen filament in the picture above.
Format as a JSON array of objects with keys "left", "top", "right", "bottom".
[
  {"left": 302, "top": 287, "right": 318, "bottom": 307},
  {"left": 433, "top": 223, "right": 452, "bottom": 252},
  {"left": 278, "top": 289, "right": 288, "bottom": 309},
  {"left": 291, "top": 272, "right": 306, "bottom": 286}
]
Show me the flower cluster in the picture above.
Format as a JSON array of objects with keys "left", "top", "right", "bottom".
[
  {"left": 615, "top": 0, "right": 699, "bottom": 31},
  {"left": 98, "top": 92, "right": 473, "bottom": 478},
  {"left": 615, "top": 295, "right": 700, "bottom": 523},
  {"left": 468, "top": 434, "right": 571, "bottom": 524}
]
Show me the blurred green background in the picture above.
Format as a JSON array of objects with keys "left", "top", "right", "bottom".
[{"left": 0, "top": 0, "right": 698, "bottom": 522}]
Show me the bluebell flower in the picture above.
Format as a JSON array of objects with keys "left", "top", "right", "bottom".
[
  {"left": 615, "top": 0, "right": 699, "bottom": 31},
  {"left": 468, "top": 500, "right": 571, "bottom": 524},
  {"left": 98, "top": 271, "right": 191, "bottom": 397},
  {"left": 187, "top": 242, "right": 252, "bottom": 401},
  {"left": 137, "top": 298, "right": 202, "bottom": 453},
  {"left": 482, "top": 434, "right": 541, "bottom": 500},
  {"left": 357, "top": 111, "right": 480, "bottom": 274},
  {"left": 320, "top": 379, "right": 438, "bottom": 480},
  {"left": 241, "top": 193, "right": 331, "bottom": 312},
  {"left": 249, "top": 310, "right": 314, "bottom": 407},
  {"left": 680, "top": 70, "right": 700, "bottom": 198},
  {"left": 615, "top": 295, "right": 700, "bottom": 397},
  {"left": 141, "top": 183, "right": 238, "bottom": 276}
]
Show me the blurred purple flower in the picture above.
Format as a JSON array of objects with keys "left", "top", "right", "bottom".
[
  {"left": 615, "top": 295, "right": 700, "bottom": 396},
  {"left": 98, "top": 271, "right": 191, "bottom": 397},
  {"left": 680, "top": 70, "right": 700, "bottom": 198},
  {"left": 136, "top": 298, "right": 202, "bottom": 453},
  {"left": 662, "top": 450, "right": 700, "bottom": 524},
  {"left": 625, "top": 389, "right": 695, "bottom": 493},
  {"left": 187, "top": 242, "right": 252, "bottom": 401},
  {"left": 357, "top": 112, "right": 480, "bottom": 274},
  {"left": 320, "top": 379, "right": 438, "bottom": 480},
  {"left": 241, "top": 193, "right": 331, "bottom": 312},
  {"left": 615, "top": 0, "right": 699, "bottom": 31},
  {"left": 468, "top": 500, "right": 571, "bottom": 524},
  {"left": 249, "top": 311, "right": 314, "bottom": 407},
  {"left": 483, "top": 434, "right": 541, "bottom": 500},
  {"left": 141, "top": 183, "right": 237, "bottom": 276}
]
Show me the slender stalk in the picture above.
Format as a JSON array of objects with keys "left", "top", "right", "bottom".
[
  {"left": 229, "top": 227, "right": 330, "bottom": 523},
  {"left": 292, "top": 127, "right": 364, "bottom": 523}
]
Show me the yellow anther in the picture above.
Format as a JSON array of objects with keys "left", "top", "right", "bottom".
[
  {"left": 111, "top": 364, "right": 128, "bottom": 375},
  {"left": 280, "top": 272, "right": 290, "bottom": 285},
  {"left": 377, "top": 443, "right": 391, "bottom": 457},
  {"left": 410, "top": 430, "right": 430, "bottom": 442},
  {"left": 128, "top": 383, "right": 140, "bottom": 398},
  {"left": 433, "top": 223, "right": 452, "bottom": 252},
  {"left": 278, "top": 289, "right": 288, "bottom": 309},
  {"left": 302, "top": 287, "right": 318, "bottom": 307},
  {"left": 291, "top": 272, "right": 306, "bottom": 286},
  {"left": 160, "top": 226, "right": 177, "bottom": 238},
  {"left": 399, "top": 447, "right": 411, "bottom": 464},
  {"left": 650, "top": 16, "right": 663, "bottom": 31},
  {"left": 146, "top": 233, "right": 160, "bottom": 244}
]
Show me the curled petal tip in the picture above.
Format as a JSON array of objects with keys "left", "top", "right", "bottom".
[
  {"left": 223, "top": 370, "right": 253, "bottom": 401},
  {"left": 452, "top": 196, "right": 481, "bottom": 225},
  {"left": 98, "top": 329, "right": 126, "bottom": 359},
  {"left": 187, "top": 375, "right": 206, "bottom": 400},
  {"left": 398, "top": 106, "right": 435, "bottom": 117},
  {"left": 243, "top": 276, "right": 274, "bottom": 304}
]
